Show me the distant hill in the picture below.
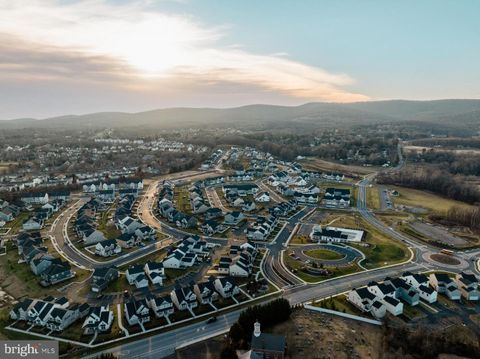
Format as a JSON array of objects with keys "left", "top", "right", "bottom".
[{"left": 1, "top": 99, "right": 480, "bottom": 130}]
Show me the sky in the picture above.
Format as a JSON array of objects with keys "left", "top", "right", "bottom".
[{"left": 0, "top": 0, "right": 479, "bottom": 119}]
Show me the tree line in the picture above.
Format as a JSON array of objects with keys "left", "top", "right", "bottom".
[
  {"left": 432, "top": 205, "right": 480, "bottom": 230},
  {"left": 408, "top": 149, "right": 480, "bottom": 176},
  {"left": 377, "top": 166, "right": 480, "bottom": 205}
]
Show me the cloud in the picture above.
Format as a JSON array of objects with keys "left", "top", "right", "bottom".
[{"left": 0, "top": 0, "right": 368, "bottom": 107}]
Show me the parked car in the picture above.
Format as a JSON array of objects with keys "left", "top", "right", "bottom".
[{"left": 206, "top": 316, "right": 217, "bottom": 324}]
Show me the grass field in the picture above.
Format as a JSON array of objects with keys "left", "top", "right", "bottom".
[
  {"left": 303, "top": 249, "right": 344, "bottom": 260},
  {"left": 312, "top": 294, "right": 366, "bottom": 317},
  {"left": 332, "top": 214, "right": 410, "bottom": 269},
  {"left": 301, "top": 157, "right": 377, "bottom": 176},
  {"left": 389, "top": 185, "right": 473, "bottom": 214},
  {"left": 174, "top": 186, "right": 192, "bottom": 214},
  {"left": 366, "top": 186, "right": 381, "bottom": 210},
  {"left": 283, "top": 252, "right": 363, "bottom": 283}
]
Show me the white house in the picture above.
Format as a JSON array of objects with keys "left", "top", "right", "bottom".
[
  {"left": 170, "top": 286, "right": 198, "bottom": 311},
  {"left": 124, "top": 299, "right": 150, "bottom": 326},
  {"left": 455, "top": 272, "right": 480, "bottom": 301},
  {"left": 255, "top": 192, "right": 270, "bottom": 203},
  {"left": 146, "top": 295, "right": 174, "bottom": 318},
  {"left": 82, "top": 306, "right": 114, "bottom": 335},
  {"left": 429, "top": 273, "right": 461, "bottom": 300},
  {"left": 95, "top": 239, "right": 121, "bottom": 257},
  {"left": 348, "top": 288, "right": 386, "bottom": 319},
  {"left": 214, "top": 277, "right": 240, "bottom": 298},
  {"left": 144, "top": 261, "right": 164, "bottom": 286}
]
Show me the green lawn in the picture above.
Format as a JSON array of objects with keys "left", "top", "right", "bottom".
[
  {"left": 303, "top": 249, "right": 344, "bottom": 260},
  {"left": 283, "top": 252, "right": 363, "bottom": 283},
  {"left": 174, "top": 186, "right": 192, "bottom": 214},
  {"left": 312, "top": 294, "right": 366, "bottom": 317},
  {"left": 330, "top": 214, "right": 409, "bottom": 269}
]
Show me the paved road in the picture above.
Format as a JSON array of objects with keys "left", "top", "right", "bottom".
[
  {"left": 82, "top": 310, "right": 239, "bottom": 359},
  {"left": 83, "top": 260, "right": 423, "bottom": 359}
]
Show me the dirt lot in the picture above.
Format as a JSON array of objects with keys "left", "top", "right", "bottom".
[
  {"left": 301, "top": 158, "right": 377, "bottom": 176},
  {"left": 266, "top": 309, "right": 382, "bottom": 359}
]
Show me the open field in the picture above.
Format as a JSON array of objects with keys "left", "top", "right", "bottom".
[
  {"left": 366, "top": 186, "right": 381, "bottom": 210},
  {"left": 304, "top": 248, "right": 344, "bottom": 260},
  {"left": 0, "top": 242, "right": 67, "bottom": 299},
  {"left": 389, "top": 185, "right": 474, "bottom": 214},
  {"left": 331, "top": 214, "right": 409, "bottom": 269},
  {"left": 174, "top": 186, "right": 192, "bottom": 214},
  {"left": 301, "top": 157, "right": 378, "bottom": 176},
  {"left": 283, "top": 252, "right": 363, "bottom": 283}
]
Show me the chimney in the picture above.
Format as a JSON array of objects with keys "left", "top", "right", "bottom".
[{"left": 253, "top": 320, "right": 261, "bottom": 337}]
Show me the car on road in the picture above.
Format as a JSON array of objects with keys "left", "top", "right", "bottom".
[{"left": 206, "top": 316, "right": 217, "bottom": 324}]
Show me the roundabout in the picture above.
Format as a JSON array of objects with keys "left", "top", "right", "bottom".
[
  {"left": 290, "top": 243, "right": 363, "bottom": 268},
  {"left": 422, "top": 251, "right": 470, "bottom": 270}
]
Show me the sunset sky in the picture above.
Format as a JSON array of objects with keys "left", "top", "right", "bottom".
[{"left": 1, "top": 0, "right": 479, "bottom": 119}]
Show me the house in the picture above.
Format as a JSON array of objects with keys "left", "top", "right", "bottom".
[
  {"left": 347, "top": 287, "right": 386, "bottom": 318},
  {"left": 401, "top": 271, "right": 437, "bottom": 303},
  {"left": 90, "top": 266, "right": 119, "bottom": 293},
  {"left": 0, "top": 208, "right": 14, "bottom": 222},
  {"left": 124, "top": 298, "right": 150, "bottom": 326},
  {"left": 171, "top": 286, "right": 198, "bottom": 311},
  {"left": 146, "top": 295, "right": 174, "bottom": 318},
  {"left": 323, "top": 188, "right": 351, "bottom": 208},
  {"left": 201, "top": 220, "right": 221, "bottom": 235},
  {"left": 242, "top": 201, "right": 256, "bottom": 212},
  {"left": 144, "top": 261, "right": 164, "bottom": 286},
  {"left": 174, "top": 213, "right": 198, "bottom": 229},
  {"left": 162, "top": 251, "right": 184, "bottom": 269},
  {"left": 384, "top": 277, "right": 420, "bottom": 306},
  {"left": 82, "top": 229, "right": 106, "bottom": 245},
  {"left": 367, "top": 281, "right": 403, "bottom": 316},
  {"left": 40, "top": 262, "right": 74, "bottom": 286},
  {"left": 82, "top": 305, "right": 114, "bottom": 334},
  {"left": 21, "top": 192, "right": 49, "bottom": 205},
  {"left": 214, "top": 277, "right": 240, "bottom": 298},
  {"left": 45, "top": 307, "right": 79, "bottom": 332},
  {"left": 224, "top": 211, "right": 245, "bottom": 225},
  {"left": 116, "top": 232, "right": 140, "bottom": 248},
  {"left": 250, "top": 321, "right": 286, "bottom": 359},
  {"left": 10, "top": 298, "right": 35, "bottom": 321},
  {"left": 22, "top": 217, "right": 44, "bottom": 231},
  {"left": 95, "top": 239, "right": 121, "bottom": 257},
  {"left": 119, "top": 217, "right": 144, "bottom": 234},
  {"left": 135, "top": 225, "right": 156, "bottom": 241},
  {"left": 255, "top": 192, "right": 270, "bottom": 203},
  {"left": 429, "top": 273, "right": 461, "bottom": 300},
  {"left": 126, "top": 265, "right": 149, "bottom": 289},
  {"left": 193, "top": 279, "right": 219, "bottom": 304},
  {"left": 30, "top": 253, "right": 57, "bottom": 275},
  {"left": 11, "top": 297, "right": 83, "bottom": 332},
  {"left": 455, "top": 272, "right": 480, "bottom": 301},
  {"left": 232, "top": 197, "right": 245, "bottom": 207},
  {"left": 98, "top": 189, "right": 115, "bottom": 203},
  {"left": 48, "top": 191, "right": 70, "bottom": 201},
  {"left": 293, "top": 191, "right": 318, "bottom": 204},
  {"left": 205, "top": 207, "right": 223, "bottom": 221}
]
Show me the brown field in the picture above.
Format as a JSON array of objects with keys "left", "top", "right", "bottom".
[
  {"left": 389, "top": 185, "right": 474, "bottom": 214},
  {"left": 301, "top": 158, "right": 377, "bottom": 176}
]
